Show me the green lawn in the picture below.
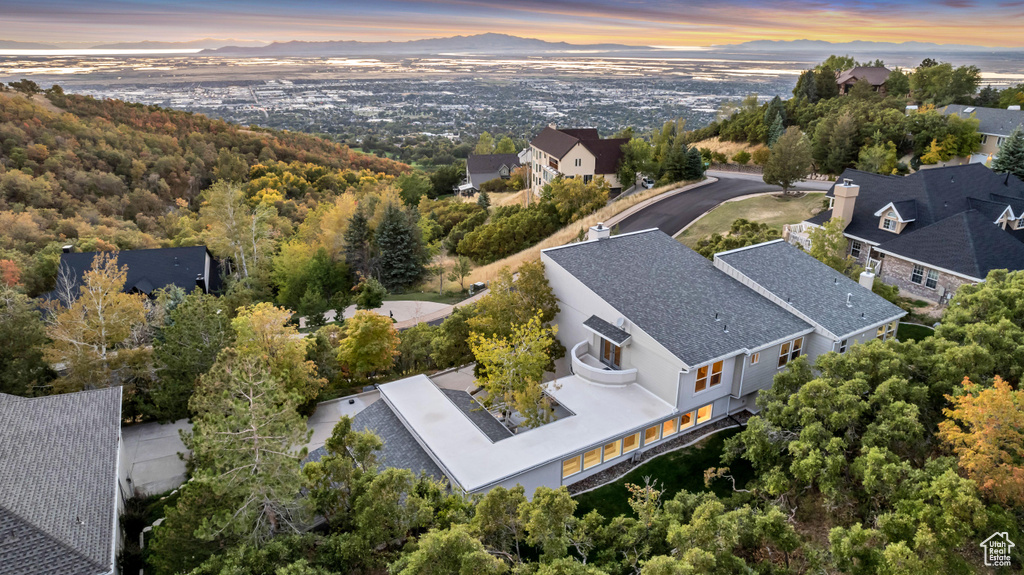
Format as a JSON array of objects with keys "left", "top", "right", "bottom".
[
  {"left": 897, "top": 322, "right": 935, "bottom": 342},
  {"left": 383, "top": 291, "right": 466, "bottom": 305},
  {"left": 678, "top": 193, "right": 825, "bottom": 248},
  {"left": 574, "top": 427, "right": 753, "bottom": 519}
]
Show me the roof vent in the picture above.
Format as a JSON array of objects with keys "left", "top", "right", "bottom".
[
  {"left": 1009, "top": 105, "right": 1021, "bottom": 111},
  {"left": 846, "top": 293, "right": 853, "bottom": 308},
  {"left": 842, "top": 178, "right": 853, "bottom": 186},
  {"left": 861, "top": 312, "right": 866, "bottom": 318},
  {"left": 588, "top": 222, "right": 611, "bottom": 241},
  {"left": 834, "top": 277, "right": 838, "bottom": 285},
  {"left": 714, "top": 312, "right": 720, "bottom": 321},
  {"left": 61, "top": 244, "right": 73, "bottom": 254},
  {"left": 723, "top": 324, "right": 728, "bottom": 333}
]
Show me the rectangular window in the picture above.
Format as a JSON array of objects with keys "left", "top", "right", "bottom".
[
  {"left": 778, "top": 341, "right": 791, "bottom": 368},
  {"left": 644, "top": 425, "right": 660, "bottom": 445},
  {"left": 750, "top": 352, "right": 760, "bottom": 365},
  {"left": 697, "top": 404, "right": 713, "bottom": 423},
  {"left": 583, "top": 174, "right": 593, "bottom": 184},
  {"left": 662, "top": 418, "right": 678, "bottom": 438},
  {"left": 583, "top": 447, "right": 602, "bottom": 470},
  {"left": 695, "top": 360, "right": 723, "bottom": 392},
  {"left": 887, "top": 321, "right": 897, "bottom": 339},
  {"left": 839, "top": 339, "right": 848, "bottom": 354},
  {"left": 883, "top": 218, "right": 897, "bottom": 231},
  {"left": 622, "top": 432, "right": 640, "bottom": 454},
  {"left": 981, "top": 135, "right": 988, "bottom": 144},
  {"left": 778, "top": 337, "right": 803, "bottom": 368},
  {"left": 575, "top": 158, "right": 582, "bottom": 167},
  {"left": 850, "top": 240, "right": 862, "bottom": 258},
  {"left": 877, "top": 325, "right": 886, "bottom": 340},
  {"left": 925, "top": 269, "right": 939, "bottom": 289},
  {"left": 911, "top": 264, "right": 924, "bottom": 284},
  {"left": 601, "top": 339, "right": 621, "bottom": 369},
  {"left": 790, "top": 337, "right": 803, "bottom": 361},
  {"left": 603, "top": 440, "right": 621, "bottom": 461},
  {"left": 680, "top": 411, "right": 695, "bottom": 430},
  {"left": 562, "top": 456, "right": 581, "bottom": 478}
]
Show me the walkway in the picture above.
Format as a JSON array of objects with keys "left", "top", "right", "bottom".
[{"left": 299, "top": 290, "right": 491, "bottom": 330}]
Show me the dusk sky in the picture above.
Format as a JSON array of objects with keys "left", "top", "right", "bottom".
[{"left": 4, "top": 0, "right": 1024, "bottom": 47}]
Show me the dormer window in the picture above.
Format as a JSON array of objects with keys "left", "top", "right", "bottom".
[{"left": 882, "top": 211, "right": 898, "bottom": 231}]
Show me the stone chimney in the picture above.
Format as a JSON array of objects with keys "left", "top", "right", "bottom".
[
  {"left": 833, "top": 178, "right": 860, "bottom": 230},
  {"left": 859, "top": 268, "right": 875, "bottom": 290},
  {"left": 588, "top": 222, "right": 611, "bottom": 241}
]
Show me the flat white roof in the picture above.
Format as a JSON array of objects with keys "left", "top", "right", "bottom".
[{"left": 380, "top": 374, "right": 675, "bottom": 492}]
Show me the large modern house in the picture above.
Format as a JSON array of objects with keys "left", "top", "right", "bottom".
[
  {"left": 939, "top": 104, "right": 1024, "bottom": 164},
  {"left": 786, "top": 164, "right": 1024, "bottom": 303},
  {"left": 54, "top": 245, "right": 220, "bottom": 300},
  {"left": 836, "top": 66, "right": 891, "bottom": 95},
  {"left": 0, "top": 387, "right": 127, "bottom": 575},
  {"left": 528, "top": 126, "right": 628, "bottom": 197},
  {"left": 462, "top": 153, "right": 522, "bottom": 193},
  {"left": 337, "top": 227, "right": 903, "bottom": 498}
]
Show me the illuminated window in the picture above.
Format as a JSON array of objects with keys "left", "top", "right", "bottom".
[
  {"left": 662, "top": 418, "right": 678, "bottom": 438},
  {"left": 562, "top": 456, "right": 581, "bottom": 478},
  {"left": 778, "top": 337, "right": 803, "bottom": 368},
  {"left": 790, "top": 338, "right": 803, "bottom": 361},
  {"left": 697, "top": 404, "right": 713, "bottom": 424},
  {"left": 886, "top": 321, "right": 897, "bottom": 339},
  {"left": 601, "top": 339, "right": 622, "bottom": 369},
  {"left": 583, "top": 447, "right": 602, "bottom": 470},
  {"left": 695, "top": 360, "right": 723, "bottom": 392},
  {"left": 877, "top": 325, "right": 886, "bottom": 340},
  {"left": 622, "top": 432, "right": 640, "bottom": 454},
  {"left": 750, "top": 352, "right": 759, "bottom": 365},
  {"left": 680, "top": 411, "right": 695, "bottom": 430},
  {"left": 644, "top": 425, "right": 660, "bottom": 445},
  {"left": 604, "top": 440, "right": 621, "bottom": 461}
]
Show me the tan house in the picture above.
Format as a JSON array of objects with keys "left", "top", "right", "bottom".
[
  {"left": 836, "top": 66, "right": 891, "bottom": 95},
  {"left": 938, "top": 104, "right": 1024, "bottom": 165},
  {"left": 786, "top": 164, "right": 1024, "bottom": 303},
  {"left": 528, "top": 125, "right": 628, "bottom": 196}
]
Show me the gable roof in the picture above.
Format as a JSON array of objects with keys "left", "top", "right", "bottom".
[
  {"left": 466, "top": 153, "right": 521, "bottom": 176},
  {"left": 940, "top": 104, "right": 1024, "bottom": 137},
  {"left": 584, "top": 315, "right": 632, "bottom": 346},
  {"left": 581, "top": 137, "right": 629, "bottom": 174},
  {"left": 55, "top": 246, "right": 217, "bottom": 299},
  {"left": 715, "top": 240, "right": 906, "bottom": 339},
  {"left": 531, "top": 126, "right": 583, "bottom": 158},
  {"left": 543, "top": 230, "right": 812, "bottom": 367},
  {"left": 874, "top": 210, "right": 1024, "bottom": 279},
  {"left": 530, "top": 127, "right": 627, "bottom": 173},
  {"left": 0, "top": 388, "right": 122, "bottom": 575},
  {"left": 836, "top": 66, "right": 891, "bottom": 86}
]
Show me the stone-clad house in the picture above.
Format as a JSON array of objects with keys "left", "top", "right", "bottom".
[
  {"left": 329, "top": 227, "right": 903, "bottom": 498},
  {"left": 787, "top": 164, "right": 1024, "bottom": 303}
]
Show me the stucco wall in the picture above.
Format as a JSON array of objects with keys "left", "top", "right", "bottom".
[{"left": 879, "top": 254, "right": 975, "bottom": 302}]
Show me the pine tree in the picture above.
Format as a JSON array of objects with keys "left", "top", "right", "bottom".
[
  {"left": 477, "top": 189, "right": 491, "bottom": 209},
  {"left": 681, "top": 147, "right": 705, "bottom": 180},
  {"left": 375, "top": 204, "right": 425, "bottom": 291},
  {"left": 767, "top": 114, "right": 785, "bottom": 147},
  {"left": 992, "top": 125, "right": 1024, "bottom": 181},
  {"left": 343, "top": 208, "right": 374, "bottom": 280}
]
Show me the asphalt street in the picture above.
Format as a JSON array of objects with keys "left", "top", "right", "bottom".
[{"left": 616, "top": 172, "right": 833, "bottom": 236}]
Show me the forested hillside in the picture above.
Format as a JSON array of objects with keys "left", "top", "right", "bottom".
[{"left": 0, "top": 90, "right": 408, "bottom": 294}]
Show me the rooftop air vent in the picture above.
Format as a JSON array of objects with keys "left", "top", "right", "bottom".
[{"left": 846, "top": 293, "right": 853, "bottom": 308}]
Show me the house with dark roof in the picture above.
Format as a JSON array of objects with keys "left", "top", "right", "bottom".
[
  {"left": 334, "top": 227, "right": 902, "bottom": 498},
  {"left": 836, "top": 66, "right": 891, "bottom": 95},
  {"left": 939, "top": 104, "right": 1024, "bottom": 164},
  {"left": 54, "top": 245, "right": 220, "bottom": 301},
  {"left": 463, "top": 153, "right": 522, "bottom": 193},
  {"left": 0, "top": 387, "right": 127, "bottom": 575},
  {"left": 528, "top": 125, "right": 628, "bottom": 196},
  {"left": 788, "top": 164, "right": 1024, "bottom": 303}
]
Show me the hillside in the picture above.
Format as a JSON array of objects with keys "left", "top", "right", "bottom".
[{"left": 0, "top": 89, "right": 410, "bottom": 294}]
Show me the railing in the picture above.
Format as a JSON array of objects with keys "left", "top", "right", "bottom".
[
  {"left": 570, "top": 341, "right": 637, "bottom": 386},
  {"left": 782, "top": 223, "right": 813, "bottom": 251}
]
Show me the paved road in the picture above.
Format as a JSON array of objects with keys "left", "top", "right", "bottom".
[{"left": 616, "top": 174, "right": 832, "bottom": 236}]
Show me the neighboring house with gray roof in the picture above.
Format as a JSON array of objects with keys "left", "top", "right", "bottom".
[
  {"left": 334, "top": 226, "right": 902, "bottom": 499},
  {"left": 836, "top": 66, "right": 891, "bottom": 95},
  {"left": 529, "top": 125, "right": 628, "bottom": 197},
  {"left": 0, "top": 387, "right": 127, "bottom": 575},
  {"left": 789, "top": 164, "right": 1024, "bottom": 303},
  {"left": 940, "top": 104, "right": 1024, "bottom": 163},
  {"left": 465, "top": 153, "right": 521, "bottom": 192}
]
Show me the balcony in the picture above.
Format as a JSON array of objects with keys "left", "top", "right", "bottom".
[
  {"left": 782, "top": 222, "right": 814, "bottom": 251},
  {"left": 570, "top": 341, "right": 637, "bottom": 386}
]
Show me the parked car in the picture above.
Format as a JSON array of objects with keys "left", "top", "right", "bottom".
[{"left": 641, "top": 176, "right": 656, "bottom": 189}]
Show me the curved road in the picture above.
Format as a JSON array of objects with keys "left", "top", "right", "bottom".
[{"left": 617, "top": 172, "right": 832, "bottom": 236}]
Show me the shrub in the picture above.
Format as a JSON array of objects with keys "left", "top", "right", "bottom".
[
  {"left": 751, "top": 147, "right": 771, "bottom": 166},
  {"left": 732, "top": 150, "right": 752, "bottom": 165}
]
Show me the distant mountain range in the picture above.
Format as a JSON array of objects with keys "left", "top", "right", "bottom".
[{"left": 719, "top": 39, "right": 1021, "bottom": 53}]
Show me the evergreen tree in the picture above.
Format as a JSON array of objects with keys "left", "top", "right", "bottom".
[
  {"left": 0, "top": 286, "right": 53, "bottom": 395},
  {"left": 298, "top": 286, "right": 329, "bottom": 328},
  {"left": 992, "top": 125, "right": 1024, "bottom": 181},
  {"left": 477, "top": 189, "right": 491, "bottom": 209},
  {"left": 375, "top": 204, "right": 425, "bottom": 291},
  {"left": 343, "top": 208, "right": 374, "bottom": 280},
  {"left": 793, "top": 70, "right": 818, "bottom": 102},
  {"left": 767, "top": 114, "right": 785, "bottom": 147},
  {"left": 681, "top": 147, "right": 705, "bottom": 180},
  {"left": 763, "top": 96, "right": 786, "bottom": 143}
]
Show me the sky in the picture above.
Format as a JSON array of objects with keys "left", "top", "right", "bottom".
[{"left": 3, "top": 0, "right": 1024, "bottom": 48}]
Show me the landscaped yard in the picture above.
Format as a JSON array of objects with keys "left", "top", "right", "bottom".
[
  {"left": 383, "top": 291, "right": 467, "bottom": 305},
  {"left": 574, "top": 427, "right": 753, "bottom": 519},
  {"left": 678, "top": 192, "right": 825, "bottom": 248},
  {"left": 897, "top": 322, "right": 935, "bottom": 342}
]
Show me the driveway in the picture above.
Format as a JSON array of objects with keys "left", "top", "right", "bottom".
[
  {"left": 616, "top": 174, "right": 832, "bottom": 236},
  {"left": 122, "top": 419, "right": 191, "bottom": 497}
]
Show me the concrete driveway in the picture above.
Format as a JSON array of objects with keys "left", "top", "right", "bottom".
[{"left": 122, "top": 419, "right": 191, "bottom": 497}]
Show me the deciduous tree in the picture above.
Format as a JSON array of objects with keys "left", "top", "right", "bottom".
[
  {"left": 336, "top": 310, "right": 399, "bottom": 380},
  {"left": 763, "top": 127, "right": 812, "bottom": 194},
  {"left": 0, "top": 286, "right": 53, "bottom": 395},
  {"left": 232, "top": 302, "right": 324, "bottom": 405}
]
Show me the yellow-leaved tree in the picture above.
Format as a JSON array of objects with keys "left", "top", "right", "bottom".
[
  {"left": 469, "top": 312, "right": 557, "bottom": 429},
  {"left": 336, "top": 310, "right": 400, "bottom": 382},
  {"left": 45, "top": 252, "right": 148, "bottom": 391},
  {"left": 938, "top": 376, "right": 1024, "bottom": 507}
]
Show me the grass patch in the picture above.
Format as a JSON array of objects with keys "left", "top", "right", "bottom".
[
  {"left": 574, "top": 427, "right": 752, "bottom": 519},
  {"left": 383, "top": 291, "right": 466, "bottom": 305},
  {"left": 897, "top": 322, "right": 934, "bottom": 342},
  {"left": 678, "top": 193, "right": 825, "bottom": 248}
]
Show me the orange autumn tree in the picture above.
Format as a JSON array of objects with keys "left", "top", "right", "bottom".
[{"left": 938, "top": 376, "right": 1024, "bottom": 506}]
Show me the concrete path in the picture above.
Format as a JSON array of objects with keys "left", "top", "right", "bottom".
[
  {"left": 122, "top": 419, "right": 191, "bottom": 497},
  {"left": 299, "top": 290, "right": 491, "bottom": 330}
]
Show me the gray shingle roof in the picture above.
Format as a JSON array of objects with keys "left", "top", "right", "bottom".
[
  {"left": 715, "top": 240, "right": 906, "bottom": 339},
  {"left": 0, "top": 388, "right": 122, "bottom": 575},
  {"left": 55, "top": 246, "right": 219, "bottom": 299},
  {"left": 466, "top": 154, "right": 521, "bottom": 176},
  {"left": 305, "top": 400, "right": 443, "bottom": 481},
  {"left": 941, "top": 104, "right": 1024, "bottom": 137},
  {"left": 439, "top": 389, "right": 513, "bottom": 442},
  {"left": 875, "top": 210, "right": 1024, "bottom": 279},
  {"left": 543, "top": 230, "right": 812, "bottom": 367},
  {"left": 583, "top": 315, "right": 631, "bottom": 346},
  {"left": 836, "top": 66, "right": 891, "bottom": 86}
]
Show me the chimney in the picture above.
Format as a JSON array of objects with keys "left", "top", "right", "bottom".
[
  {"left": 833, "top": 178, "right": 859, "bottom": 230},
  {"left": 1009, "top": 105, "right": 1021, "bottom": 111},
  {"left": 588, "top": 222, "right": 611, "bottom": 241},
  {"left": 61, "top": 244, "right": 73, "bottom": 254},
  {"left": 859, "top": 268, "right": 875, "bottom": 290},
  {"left": 548, "top": 122, "right": 557, "bottom": 129}
]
